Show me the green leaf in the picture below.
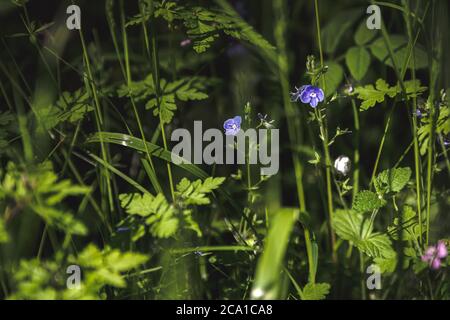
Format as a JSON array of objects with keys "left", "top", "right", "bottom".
[
  {"left": 374, "top": 255, "right": 397, "bottom": 273},
  {"left": 302, "top": 282, "right": 330, "bottom": 300},
  {"left": 388, "top": 205, "right": 422, "bottom": 241},
  {"left": 176, "top": 177, "right": 225, "bottom": 205},
  {"left": 345, "top": 46, "right": 371, "bottom": 81},
  {"left": 358, "top": 233, "right": 395, "bottom": 258},
  {"left": 119, "top": 192, "right": 178, "bottom": 238},
  {"left": 31, "top": 205, "right": 87, "bottom": 236},
  {"left": 354, "top": 21, "right": 378, "bottom": 45},
  {"left": 353, "top": 79, "right": 427, "bottom": 111},
  {"left": 321, "top": 9, "right": 362, "bottom": 54},
  {"left": 352, "top": 79, "right": 399, "bottom": 110},
  {"left": 76, "top": 244, "right": 148, "bottom": 289},
  {"left": 0, "top": 162, "right": 89, "bottom": 236},
  {"left": 352, "top": 190, "right": 386, "bottom": 213},
  {"left": 321, "top": 61, "right": 343, "bottom": 97},
  {"left": 333, "top": 209, "right": 366, "bottom": 243},
  {"left": 369, "top": 35, "right": 428, "bottom": 70},
  {"left": 146, "top": 93, "right": 177, "bottom": 124},
  {"left": 333, "top": 210, "right": 394, "bottom": 259},
  {"left": 132, "top": 1, "right": 275, "bottom": 54},
  {"left": 118, "top": 192, "right": 155, "bottom": 217},
  {"left": 38, "top": 89, "right": 93, "bottom": 130},
  {"left": 374, "top": 167, "right": 412, "bottom": 194}
]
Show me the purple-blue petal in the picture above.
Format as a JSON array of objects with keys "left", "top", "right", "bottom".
[
  {"left": 223, "top": 119, "right": 234, "bottom": 129},
  {"left": 316, "top": 88, "right": 325, "bottom": 102},
  {"left": 233, "top": 116, "right": 242, "bottom": 126},
  {"left": 225, "top": 128, "right": 239, "bottom": 136},
  {"left": 300, "top": 88, "right": 312, "bottom": 103},
  {"left": 310, "top": 97, "right": 319, "bottom": 108}
]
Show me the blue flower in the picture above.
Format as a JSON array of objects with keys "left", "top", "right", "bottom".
[
  {"left": 291, "top": 85, "right": 324, "bottom": 108},
  {"left": 223, "top": 116, "right": 242, "bottom": 136}
]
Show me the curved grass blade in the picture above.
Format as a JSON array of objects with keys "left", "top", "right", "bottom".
[
  {"left": 251, "top": 208, "right": 299, "bottom": 299},
  {"left": 86, "top": 132, "right": 209, "bottom": 180}
]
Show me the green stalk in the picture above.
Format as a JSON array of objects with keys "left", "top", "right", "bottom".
[
  {"left": 403, "top": 0, "right": 423, "bottom": 246},
  {"left": 273, "top": 0, "right": 315, "bottom": 283},
  {"left": 120, "top": 0, "right": 162, "bottom": 194},
  {"left": 78, "top": 28, "right": 115, "bottom": 215},
  {"left": 425, "top": 1, "right": 442, "bottom": 245},
  {"left": 314, "top": 0, "right": 336, "bottom": 261},
  {"left": 351, "top": 99, "right": 360, "bottom": 202},
  {"left": 147, "top": 0, "right": 175, "bottom": 201}
]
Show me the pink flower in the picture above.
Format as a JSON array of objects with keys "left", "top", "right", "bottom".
[
  {"left": 421, "top": 241, "right": 448, "bottom": 270},
  {"left": 180, "top": 39, "right": 192, "bottom": 47}
]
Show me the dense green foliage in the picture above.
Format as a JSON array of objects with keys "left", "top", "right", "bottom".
[{"left": 0, "top": 0, "right": 449, "bottom": 300}]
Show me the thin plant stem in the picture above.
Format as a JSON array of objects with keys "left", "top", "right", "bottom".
[{"left": 314, "top": 0, "right": 336, "bottom": 261}]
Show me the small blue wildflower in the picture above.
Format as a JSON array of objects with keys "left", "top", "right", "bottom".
[
  {"left": 291, "top": 85, "right": 325, "bottom": 108},
  {"left": 223, "top": 116, "right": 242, "bottom": 136}
]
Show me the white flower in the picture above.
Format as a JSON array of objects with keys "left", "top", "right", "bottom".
[{"left": 334, "top": 155, "right": 351, "bottom": 176}]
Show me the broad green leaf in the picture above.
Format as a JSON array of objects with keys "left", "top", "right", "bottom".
[
  {"left": 322, "top": 61, "right": 343, "bottom": 97},
  {"left": 333, "top": 209, "right": 366, "bottom": 243},
  {"left": 321, "top": 9, "right": 362, "bottom": 54},
  {"left": 345, "top": 46, "right": 371, "bottom": 81},
  {"left": 333, "top": 210, "right": 394, "bottom": 258},
  {"left": 374, "top": 167, "right": 412, "bottom": 194},
  {"left": 358, "top": 232, "right": 395, "bottom": 258},
  {"left": 352, "top": 190, "right": 386, "bottom": 213},
  {"left": 369, "top": 35, "right": 428, "bottom": 70},
  {"left": 373, "top": 255, "right": 397, "bottom": 273},
  {"left": 388, "top": 205, "right": 422, "bottom": 241},
  {"left": 354, "top": 21, "right": 377, "bottom": 45}
]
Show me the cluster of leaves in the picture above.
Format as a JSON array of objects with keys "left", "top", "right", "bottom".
[
  {"left": 127, "top": 1, "right": 275, "bottom": 54},
  {"left": 0, "top": 162, "right": 89, "bottom": 236},
  {"left": 333, "top": 167, "right": 413, "bottom": 269},
  {"left": 118, "top": 74, "right": 209, "bottom": 124},
  {"left": 9, "top": 244, "right": 148, "bottom": 299},
  {"left": 119, "top": 177, "right": 225, "bottom": 239},
  {"left": 351, "top": 79, "right": 427, "bottom": 110},
  {"left": 37, "top": 88, "right": 94, "bottom": 130}
]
